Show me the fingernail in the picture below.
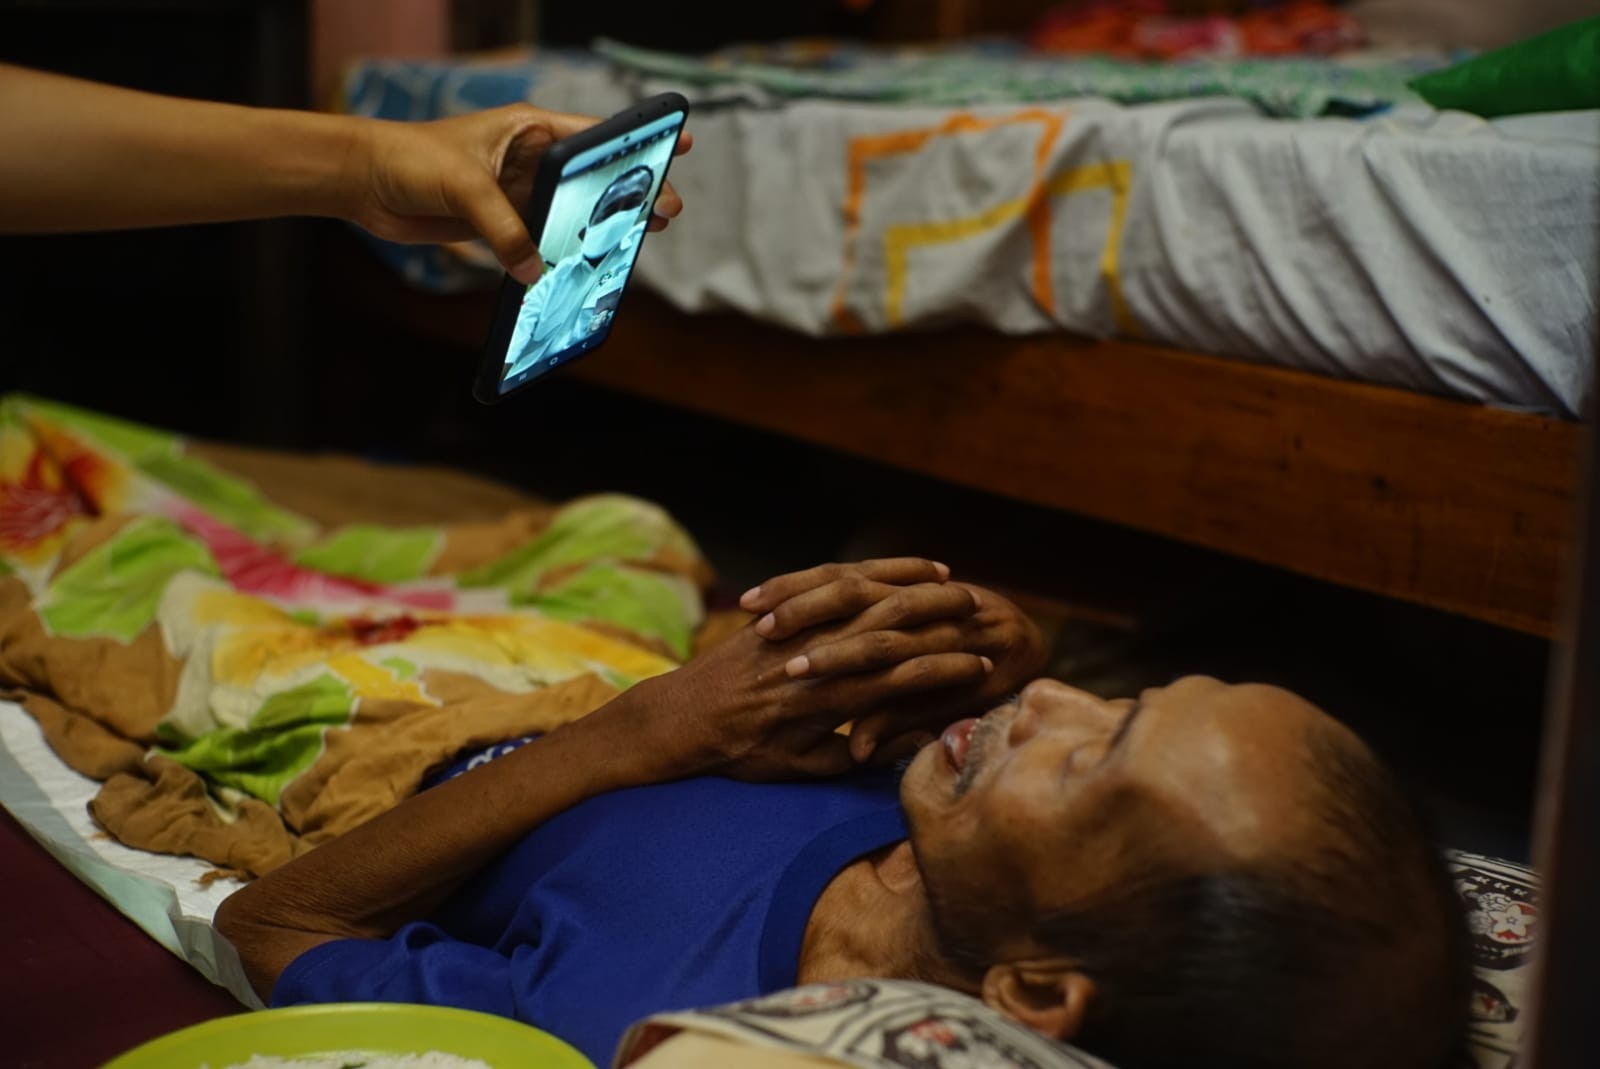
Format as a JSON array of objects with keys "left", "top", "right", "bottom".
[
  {"left": 980, "top": 656, "right": 994, "bottom": 673},
  {"left": 756, "top": 613, "right": 776, "bottom": 636},
  {"left": 853, "top": 734, "right": 877, "bottom": 762},
  {"left": 932, "top": 561, "right": 950, "bottom": 580},
  {"left": 785, "top": 655, "right": 810, "bottom": 678},
  {"left": 509, "top": 255, "right": 542, "bottom": 284},
  {"left": 739, "top": 586, "right": 761, "bottom": 609}
]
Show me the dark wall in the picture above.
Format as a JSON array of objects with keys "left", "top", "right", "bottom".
[
  {"left": 536, "top": 0, "right": 877, "bottom": 51},
  {"left": 0, "top": 0, "right": 310, "bottom": 444}
]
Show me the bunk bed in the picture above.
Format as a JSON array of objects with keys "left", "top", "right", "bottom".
[{"left": 329, "top": 33, "right": 1594, "bottom": 634}]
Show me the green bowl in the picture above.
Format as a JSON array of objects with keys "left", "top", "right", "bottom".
[{"left": 102, "top": 1003, "right": 594, "bottom": 1069}]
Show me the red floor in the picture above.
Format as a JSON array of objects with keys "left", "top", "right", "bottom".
[{"left": 1, "top": 808, "right": 242, "bottom": 1067}]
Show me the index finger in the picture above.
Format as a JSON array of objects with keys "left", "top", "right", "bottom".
[
  {"left": 507, "top": 105, "right": 600, "bottom": 144},
  {"left": 447, "top": 171, "right": 541, "bottom": 284},
  {"left": 740, "top": 558, "right": 950, "bottom": 614},
  {"left": 650, "top": 179, "right": 683, "bottom": 228},
  {"left": 645, "top": 132, "right": 691, "bottom": 232}
]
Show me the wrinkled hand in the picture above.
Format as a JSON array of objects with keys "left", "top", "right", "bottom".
[
  {"left": 740, "top": 558, "right": 1047, "bottom": 764},
  {"left": 340, "top": 104, "right": 691, "bottom": 283},
  {"left": 626, "top": 565, "right": 993, "bottom": 781}
]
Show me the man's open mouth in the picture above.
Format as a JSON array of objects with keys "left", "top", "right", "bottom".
[{"left": 941, "top": 717, "right": 980, "bottom": 773}]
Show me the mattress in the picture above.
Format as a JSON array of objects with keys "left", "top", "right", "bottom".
[
  {"left": 343, "top": 50, "right": 1598, "bottom": 418},
  {"left": 0, "top": 699, "right": 261, "bottom": 1009}
]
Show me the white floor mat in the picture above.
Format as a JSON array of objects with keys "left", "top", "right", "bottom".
[{"left": 0, "top": 700, "right": 261, "bottom": 1008}]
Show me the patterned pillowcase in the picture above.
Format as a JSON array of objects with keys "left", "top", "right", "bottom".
[
  {"left": 1448, "top": 850, "right": 1539, "bottom": 1069},
  {"left": 618, "top": 979, "right": 1116, "bottom": 1069}
]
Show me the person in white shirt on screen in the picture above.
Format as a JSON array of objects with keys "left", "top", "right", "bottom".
[{"left": 504, "top": 165, "right": 656, "bottom": 377}]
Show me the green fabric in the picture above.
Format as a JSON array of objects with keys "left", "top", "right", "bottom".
[
  {"left": 138, "top": 453, "right": 315, "bottom": 544},
  {"left": 459, "top": 496, "right": 689, "bottom": 596},
  {"left": 250, "top": 673, "right": 358, "bottom": 731},
  {"left": 156, "top": 673, "right": 356, "bottom": 807},
  {"left": 17, "top": 395, "right": 176, "bottom": 463},
  {"left": 294, "top": 524, "right": 443, "bottom": 583},
  {"left": 1410, "top": 17, "right": 1600, "bottom": 118},
  {"left": 380, "top": 656, "right": 418, "bottom": 679},
  {"left": 526, "top": 562, "right": 702, "bottom": 660},
  {"left": 36, "top": 516, "right": 219, "bottom": 641}
]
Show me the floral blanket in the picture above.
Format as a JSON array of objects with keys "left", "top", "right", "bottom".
[{"left": 0, "top": 395, "right": 709, "bottom": 878}]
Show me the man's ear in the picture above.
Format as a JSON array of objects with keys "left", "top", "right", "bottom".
[{"left": 979, "top": 960, "right": 1097, "bottom": 1041}]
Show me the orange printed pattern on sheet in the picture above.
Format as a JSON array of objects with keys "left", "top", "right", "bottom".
[
  {"left": 1048, "top": 159, "right": 1136, "bottom": 336},
  {"left": 831, "top": 109, "right": 1067, "bottom": 333},
  {"left": 882, "top": 158, "right": 1136, "bottom": 333}
]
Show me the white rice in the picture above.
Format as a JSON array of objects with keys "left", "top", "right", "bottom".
[{"left": 208, "top": 1054, "right": 493, "bottom": 1069}]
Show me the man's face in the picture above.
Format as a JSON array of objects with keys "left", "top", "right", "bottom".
[
  {"left": 581, "top": 170, "right": 652, "bottom": 259},
  {"left": 900, "top": 676, "right": 1353, "bottom": 962}
]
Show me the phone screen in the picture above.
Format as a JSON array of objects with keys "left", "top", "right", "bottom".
[{"left": 494, "top": 110, "right": 685, "bottom": 395}]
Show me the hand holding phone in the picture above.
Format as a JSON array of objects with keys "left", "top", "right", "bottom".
[{"left": 475, "top": 93, "right": 690, "bottom": 403}]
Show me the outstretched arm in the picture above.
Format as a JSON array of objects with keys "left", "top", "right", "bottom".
[
  {"left": 0, "top": 64, "right": 688, "bottom": 282},
  {"left": 216, "top": 695, "right": 672, "bottom": 1002}
]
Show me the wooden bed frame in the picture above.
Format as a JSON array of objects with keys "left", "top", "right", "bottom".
[
  {"left": 1527, "top": 417, "right": 1597, "bottom": 1069},
  {"left": 339, "top": 236, "right": 1583, "bottom": 638},
  {"left": 315, "top": 0, "right": 1584, "bottom": 638}
]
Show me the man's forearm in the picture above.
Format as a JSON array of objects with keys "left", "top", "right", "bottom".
[
  {"left": 0, "top": 64, "right": 358, "bottom": 232},
  {"left": 216, "top": 687, "right": 671, "bottom": 1000}
]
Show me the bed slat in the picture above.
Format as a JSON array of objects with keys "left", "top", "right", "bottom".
[{"left": 575, "top": 298, "right": 1581, "bottom": 637}]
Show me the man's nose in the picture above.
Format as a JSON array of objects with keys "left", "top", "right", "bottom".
[{"left": 1009, "top": 679, "right": 1112, "bottom": 746}]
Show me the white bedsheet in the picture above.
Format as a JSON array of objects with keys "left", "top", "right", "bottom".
[
  {"left": 637, "top": 97, "right": 1598, "bottom": 416},
  {"left": 0, "top": 699, "right": 260, "bottom": 1008}
]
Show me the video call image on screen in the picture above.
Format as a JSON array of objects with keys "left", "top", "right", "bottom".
[{"left": 499, "top": 113, "right": 682, "bottom": 392}]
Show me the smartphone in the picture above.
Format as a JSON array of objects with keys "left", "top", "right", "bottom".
[{"left": 474, "top": 92, "right": 690, "bottom": 403}]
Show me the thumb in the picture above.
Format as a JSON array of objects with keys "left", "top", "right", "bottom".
[
  {"left": 450, "top": 172, "right": 542, "bottom": 284},
  {"left": 792, "top": 734, "right": 854, "bottom": 778},
  {"left": 850, "top": 708, "right": 942, "bottom": 765},
  {"left": 849, "top": 710, "right": 893, "bottom": 762},
  {"left": 867, "top": 730, "right": 935, "bottom": 767}
]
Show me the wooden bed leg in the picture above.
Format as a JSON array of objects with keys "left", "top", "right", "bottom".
[{"left": 1525, "top": 412, "right": 1599, "bottom": 1068}]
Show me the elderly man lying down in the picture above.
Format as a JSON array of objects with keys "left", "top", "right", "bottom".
[{"left": 219, "top": 559, "right": 1469, "bottom": 1069}]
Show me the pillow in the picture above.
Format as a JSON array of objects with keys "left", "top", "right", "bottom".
[
  {"left": 617, "top": 979, "right": 1114, "bottom": 1069},
  {"left": 1409, "top": 16, "right": 1600, "bottom": 117},
  {"left": 617, "top": 851, "right": 1539, "bottom": 1069},
  {"left": 1448, "top": 850, "right": 1538, "bottom": 1069}
]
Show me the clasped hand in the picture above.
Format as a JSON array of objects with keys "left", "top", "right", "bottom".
[{"left": 625, "top": 559, "right": 1046, "bottom": 781}]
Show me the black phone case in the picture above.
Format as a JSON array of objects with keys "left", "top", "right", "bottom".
[{"left": 474, "top": 91, "right": 690, "bottom": 405}]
